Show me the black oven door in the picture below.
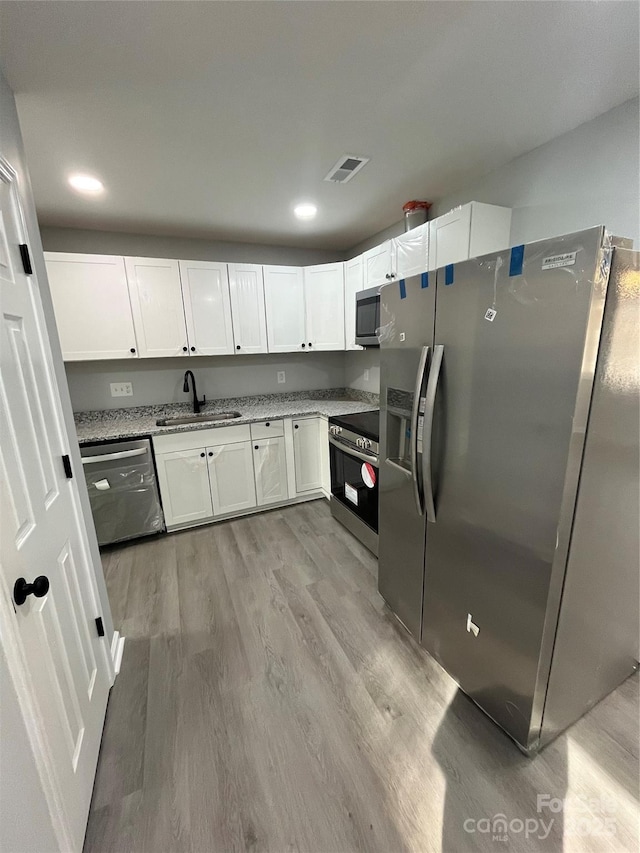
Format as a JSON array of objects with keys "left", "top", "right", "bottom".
[{"left": 329, "top": 438, "right": 379, "bottom": 533}]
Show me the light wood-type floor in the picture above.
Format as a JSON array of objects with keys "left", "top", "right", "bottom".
[{"left": 86, "top": 500, "right": 639, "bottom": 853}]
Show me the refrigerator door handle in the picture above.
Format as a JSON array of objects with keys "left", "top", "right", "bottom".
[
  {"left": 410, "top": 345, "right": 429, "bottom": 516},
  {"left": 422, "top": 344, "right": 444, "bottom": 523}
]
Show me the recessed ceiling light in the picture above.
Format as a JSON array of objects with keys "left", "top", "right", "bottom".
[
  {"left": 68, "top": 174, "right": 104, "bottom": 195},
  {"left": 293, "top": 202, "right": 317, "bottom": 221}
]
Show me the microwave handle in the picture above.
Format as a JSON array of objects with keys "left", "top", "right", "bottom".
[{"left": 410, "top": 346, "right": 429, "bottom": 516}]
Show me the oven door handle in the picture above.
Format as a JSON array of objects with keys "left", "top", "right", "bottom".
[{"left": 328, "top": 435, "right": 379, "bottom": 467}]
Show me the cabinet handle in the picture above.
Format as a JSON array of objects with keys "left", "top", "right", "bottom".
[
  {"left": 190, "top": 346, "right": 196, "bottom": 352},
  {"left": 208, "top": 451, "right": 213, "bottom": 457},
  {"left": 200, "top": 452, "right": 205, "bottom": 458},
  {"left": 254, "top": 445, "right": 259, "bottom": 450},
  {"left": 236, "top": 345, "right": 241, "bottom": 350},
  {"left": 130, "top": 347, "right": 136, "bottom": 353}
]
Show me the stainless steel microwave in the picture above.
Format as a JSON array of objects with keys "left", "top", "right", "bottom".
[{"left": 355, "top": 285, "right": 380, "bottom": 347}]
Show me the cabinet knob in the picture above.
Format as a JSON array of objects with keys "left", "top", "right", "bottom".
[
  {"left": 265, "top": 422, "right": 270, "bottom": 427},
  {"left": 130, "top": 347, "right": 136, "bottom": 353},
  {"left": 254, "top": 445, "right": 259, "bottom": 450},
  {"left": 308, "top": 342, "right": 313, "bottom": 348},
  {"left": 182, "top": 346, "right": 188, "bottom": 352},
  {"left": 236, "top": 345, "right": 241, "bottom": 350},
  {"left": 301, "top": 343, "right": 306, "bottom": 348},
  {"left": 200, "top": 452, "right": 205, "bottom": 458},
  {"left": 190, "top": 346, "right": 196, "bottom": 352},
  {"left": 208, "top": 451, "right": 213, "bottom": 457},
  {"left": 294, "top": 424, "right": 299, "bottom": 430},
  {"left": 385, "top": 274, "right": 391, "bottom": 280}
]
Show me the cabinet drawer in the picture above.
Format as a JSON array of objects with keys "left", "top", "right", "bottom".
[
  {"left": 250, "top": 419, "right": 284, "bottom": 440},
  {"left": 153, "top": 423, "right": 251, "bottom": 454}
]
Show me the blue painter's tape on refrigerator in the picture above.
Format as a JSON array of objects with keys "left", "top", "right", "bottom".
[
  {"left": 399, "top": 279, "right": 407, "bottom": 299},
  {"left": 445, "top": 265, "right": 454, "bottom": 285},
  {"left": 421, "top": 272, "right": 429, "bottom": 288},
  {"left": 509, "top": 244, "right": 525, "bottom": 277}
]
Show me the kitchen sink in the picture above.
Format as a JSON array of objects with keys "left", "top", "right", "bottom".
[{"left": 155, "top": 412, "right": 242, "bottom": 427}]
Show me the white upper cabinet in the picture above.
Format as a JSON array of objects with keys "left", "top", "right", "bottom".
[
  {"left": 125, "top": 257, "right": 189, "bottom": 358},
  {"left": 344, "top": 255, "right": 364, "bottom": 350},
  {"left": 45, "top": 252, "right": 138, "bottom": 360},
  {"left": 179, "top": 260, "right": 235, "bottom": 356},
  {"left": 362, "top": 241, "right": 393, "bottom": 289},
  {"left": 263, "top": 265, "right": 306, "bottom": 353},
  {"left": 303, "top": 263, "right": 345, "bottom": 351},
  {"left": 392, "top": 222, "right": 430, "bottom": 279},
  {"left": 228, "top": 263, "right": 268, "bottom": 354},
  {"left": 429, "top": 202, "right": 512, "bottom": 270}
]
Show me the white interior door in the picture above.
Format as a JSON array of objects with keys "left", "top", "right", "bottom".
[
  {"left": 179, "top": 260, "right": 235, "bottom": 356},
  {"left": 304, "top": 263, "right": 345, "bottom": 351},
  {"left": 45, "top": 252, "right": 138, "bottom": 361},
  {"left": 263, "top": 265, "right": 306, "bottom": 353},
  {"left": 125, "top": 257, "right": 189, "bottom": 358},
  {"left": 228, "top": 263, "right": 267, "bottom": 354},
  {"left": 0, "top": 160, "right": 111, "bottom": 851}
]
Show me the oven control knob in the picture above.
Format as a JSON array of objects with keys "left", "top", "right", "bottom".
[{"left": 330, "top": 426, "right": 342, "bottom": 436}]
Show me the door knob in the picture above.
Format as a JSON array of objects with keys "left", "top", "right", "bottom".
[{"left": 14, "top": 576, "right": 50, "bottom": 606}]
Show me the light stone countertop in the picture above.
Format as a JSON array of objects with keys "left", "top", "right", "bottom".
[{"left": 73, "top": 388, "right": 379, "bottom": 445}]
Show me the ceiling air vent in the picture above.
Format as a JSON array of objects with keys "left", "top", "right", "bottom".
[{"left": 324, "top": 155, "right": 370, "bottom": 184}]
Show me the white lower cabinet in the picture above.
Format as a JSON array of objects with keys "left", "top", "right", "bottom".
[
  {"left": 253, "top": 436, "right": 289, "bottom": 506},
  {"left": 155, "top": 448, "right": 213, "bottom": 527},
  {"left": 154, "top": 418, "right": 326, "bottom": 529},
  {"left": 292, "top": 417, "right": 322, "bottom": 493},
  {"left": 208, "top": 441, "right": 257, "bottom": 515}
]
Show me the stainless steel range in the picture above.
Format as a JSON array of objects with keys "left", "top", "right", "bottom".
[{"left": 328, "top": 410, "right": 380, "bottom": 555}]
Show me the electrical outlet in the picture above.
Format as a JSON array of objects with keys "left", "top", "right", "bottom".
[
  {"left": 363, "top": 369, "right": 370, "bottom": 382},
  {"left": 277, "top": 371, "right": 286, "bottom": 384},
  {"left": 110, "top": 382, "right": 133, "bottom": 397}
]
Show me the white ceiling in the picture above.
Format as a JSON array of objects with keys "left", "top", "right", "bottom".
[{"left": 1, "top": 1, "right": 638, "bottom": 251}]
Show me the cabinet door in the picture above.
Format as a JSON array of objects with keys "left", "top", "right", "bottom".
[
  {"left": 253, "top": 436, "right": 289, "bottom": 506},
  {"left": 45, "top": 252, "right": 138, "bottom": 360},
  {"left": 344, "top": 255, "right": 364, "bottom": 350},
  {"left": 263, "top": 265, "right": 306, "bottom": 353},
  {"left": 304, "top": 263, "right": 345, "bottom": 351},
  {"left": 156, "top": 448, "right": 213, "bottom": 528},
  {"left": 362, "top": 241, "right": 392, "bottom": 288},
  {"left": 392, "top": 223, "right": 429, "bottom": 279},
  {"left": 125, "top": 257, "right": 189, "bottom": 358},
  {"left": 208, "top": 441, "right": 257, "bottom": 515},
  {"left": 179, "top": 260, "right": 234, "bottom": 356},
  {"left": 228, "top": 263, "right": 268, "bottom": 354},
  {"left": 428, "top": 204, "right": 472, "bottom": 270},
  {"left": 292, "top": 418, "right": 322, "bottom": 493}
]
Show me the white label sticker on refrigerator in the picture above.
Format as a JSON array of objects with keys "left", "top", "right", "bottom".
[
  {"left": 419, "top": 395, "right": 426, "bottom": 413},
  {"left": 417, "top": 414, "right": 424, "bottom": 442},
  {"left": 542, "top": 251, "right": 577, "bottom": 270},
  {"left": 344, "top": 483, "right": 358, "bottom": 506},
  {"left": 484, "top": 308, "right": 497, "bottom": 322}
]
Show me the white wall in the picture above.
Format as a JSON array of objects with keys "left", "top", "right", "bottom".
[
  {"left": 41, "top": 226, "right": 343, "bottom": 266},
  {"left": 344, "top": 349, "right": 380, "bottom": 395},
  {"left": 348, "top": 97, "right": 640, "bottom": 258},
  {"left": 66, "top": 351, "right": 346, "bottom": 411}
]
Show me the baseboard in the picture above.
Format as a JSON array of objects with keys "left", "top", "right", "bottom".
[{"left": 110, "top": 631, "right": 125, "bottom": 678}]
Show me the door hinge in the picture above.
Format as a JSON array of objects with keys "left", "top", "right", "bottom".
[
  {"left": 62, "top": 454, "right": 73, "bottom": 478},
  {"left": 95, "top": 617, "right": 105, "bottom": 637},
  {"left": 19, "top": 244, "right": 33, "bottom": 275}
]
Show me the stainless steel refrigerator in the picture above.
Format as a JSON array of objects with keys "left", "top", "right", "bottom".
[{"left": 378, "top": 227, "right": 639, "bottom": 752}]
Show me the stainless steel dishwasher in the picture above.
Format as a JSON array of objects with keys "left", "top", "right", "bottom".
[{"left": 80, "top": 438, "right": 164, "bottom": 546}]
